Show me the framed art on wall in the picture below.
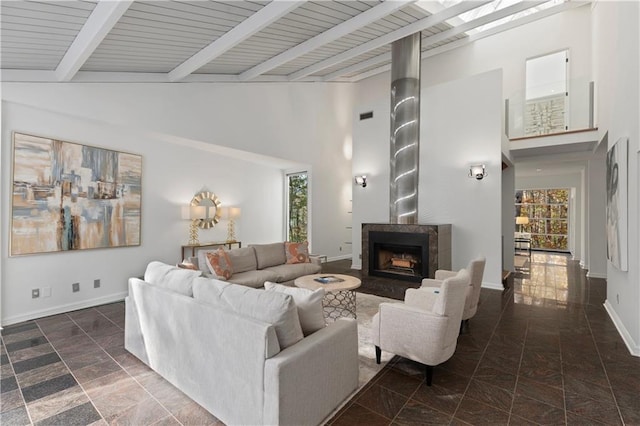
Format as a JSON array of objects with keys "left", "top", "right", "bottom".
[
  {"left": 10, "top": 132, "right": 142, "bottom": 256},
  {"left": 606, "top": 136, "right": 628, "bottom": 271}
]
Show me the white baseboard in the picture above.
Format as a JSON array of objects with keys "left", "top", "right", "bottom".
[
  {"left": 603, "top": 300, "right": 640, "bottom": 357},
  {"left": 1, "top": 292, "right": 128, "bottom": 327},
  {"left": 586, "top": 271, "right": 607, "bottom": 279},
  {"left": 327, "top": 254, "right": 352, "bottom": 262},
  {"left": 481, "top": 282, "right": 504, "bottom": 291},
  {"left": 351, "top": 262, "right": 362, "bottom": 270}
]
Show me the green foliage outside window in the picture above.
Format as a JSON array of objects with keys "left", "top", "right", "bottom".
[
  {"left": 288, "top": 173, "right": 308, "bottom": 243},
  {"left": 516, "top": 188, "right": 569, "bottom": 251}
]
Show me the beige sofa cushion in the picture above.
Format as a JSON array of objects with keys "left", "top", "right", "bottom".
[
  {"left": 229, "top": 270, "right": 278, "bottom": 288},
  {"left": 263, "top": 262, "right": 321, "bottom": 282},
  {"left": 194, "top": 280, "right": 303, "bottom": 349},
  {"left": 251, "top": 243, "right": 286, "bottom": 269},
  {"left": 191, "top": 278, "right": 281, "bottom": 359},
  {"left": 144, "top": 261, "right": 202, "bottom": 296},
  {"left": 227, "top": 247, "right": 258, "bottom": 273}
]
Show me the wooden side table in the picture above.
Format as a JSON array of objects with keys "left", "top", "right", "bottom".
[{"left": 181, "top": 241, "right": 241, "bottom": 260}]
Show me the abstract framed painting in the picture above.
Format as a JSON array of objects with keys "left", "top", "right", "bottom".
[
  {"left": 605, "top": 136, "right": 628, "bottom": 271},
  {"left": 10, "top": 132, "right": 142, "bottom": 256}
]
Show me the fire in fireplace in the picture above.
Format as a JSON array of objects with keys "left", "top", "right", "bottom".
[{"left": 369, "top": 231, "right": 429, "bottom": 282}]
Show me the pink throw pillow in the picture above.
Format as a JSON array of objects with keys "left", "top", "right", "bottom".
[
  {"left": 206, "top": 248, "right": 233, "bottom": 280},
  {"left": 285, "top": 241, "right": 310, "bottom": 264}
]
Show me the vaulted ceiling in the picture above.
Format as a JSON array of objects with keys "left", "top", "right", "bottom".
[{"left": 1, "top": 0, "right": 585, "bottom": 83}]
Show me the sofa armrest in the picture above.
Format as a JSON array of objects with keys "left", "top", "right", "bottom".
[
  {"left": 434, "top": 269, "right": 457, "bottom": 281},
  {"left": 420, "top": 277, "right": 443, "bottom": 289},
  {"left": 376, "top": 303, "right": 448, "bottom": 366},
  {"left": 309, "top": 256, "right": 322, "bottom": 267},
  {"left": 405, "top": 287, "right": 439, "bottom": 311},
  {"left": 264, "top": 318, "right": 358, "bottom": 426}
]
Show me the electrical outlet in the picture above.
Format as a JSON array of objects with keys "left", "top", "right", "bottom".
[
  {"left": 32, "top": 288, "right": 40, "bottom": 299},
  {"left": 42, "top": 287, "right": 51, "bottom": 297},
  {"left": 72, "top": 282, "right": 80, "bottom": 293},
  {"left": 94, "top": 279, "right": 101, "bottom": 289}
]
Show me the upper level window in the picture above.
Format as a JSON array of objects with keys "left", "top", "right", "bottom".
[{"left": 524, "top": 50, "right": 568, "bottom": 135}]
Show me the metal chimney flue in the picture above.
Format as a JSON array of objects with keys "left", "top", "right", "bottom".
[{"left": 389, "top": 33, "right": 421, "bottom": 224}]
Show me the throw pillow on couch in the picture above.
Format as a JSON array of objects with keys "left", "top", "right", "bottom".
[{"left": 264, "top": 281, "right": 325, "bottom": 335}]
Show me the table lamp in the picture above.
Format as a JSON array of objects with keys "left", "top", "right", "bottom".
[
  {"left": 516, "top": 216, "right": 529, "bottom": 233},
  {"left": 182, "top": 205, "right": 207, "bottom": 245},
  {"left": 222, "top": 207, "right": 241, "bottom": 243}
]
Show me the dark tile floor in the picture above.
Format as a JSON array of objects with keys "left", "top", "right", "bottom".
[
  {"left": 1, "top": 303, "right": 222, "bottom": 425},
  {"left": 327, "top": 253, "right": 640, "bottom": 425},
  {"left": 1, "top": 253, "right": 638, "bottom": 425}
]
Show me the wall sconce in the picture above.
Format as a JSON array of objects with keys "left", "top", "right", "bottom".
[
  {"left": 181, "top": 205, "right": 208, "bottom": 245},
  {"left": 468, "top": 164, "right": 488, "bottom": 180},
  {"left": 354, "top": 175, "right": 367, "bottom": 187},
  {"left": 221, "top": 206, "right": 241, "bottom": 243}
]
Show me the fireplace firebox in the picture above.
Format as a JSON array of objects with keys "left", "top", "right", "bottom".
[
  {"left": 369, "top": 231, "right": 428, "bottom": 282},
  {"left": 362, "top": 223, "right": 451, "bottom": 286}
]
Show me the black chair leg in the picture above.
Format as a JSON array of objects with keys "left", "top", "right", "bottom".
[
  {"left": 375, "top": 346, "right": 381, "bottom": 364},
  {"left": 426, "top": 365, "right": 434, "bottom": 386}
]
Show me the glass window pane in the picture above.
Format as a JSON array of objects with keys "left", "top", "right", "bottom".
[
  {"left": 287, "top": 173, "right": 308, "bottom": 243},
  {"left": 515, "top": 187, "right": 569, "bottom": 251},
  {"left": 532, "top": 190, "right": 546, "bottom": 204},
  {"left": 547, "top": 189, "right": 568, "bottom": 204}
]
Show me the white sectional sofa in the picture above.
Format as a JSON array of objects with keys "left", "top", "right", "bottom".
[{"left": 125, "top": 262, "right": 359, "bottom": 426}]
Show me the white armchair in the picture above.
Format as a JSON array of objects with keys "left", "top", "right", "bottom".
[
  {"left": 372, "top": 268, "right": 470, "bottom": 385},
  {"left": 421, "top": 256, "right": 486, "bottom": 324}
]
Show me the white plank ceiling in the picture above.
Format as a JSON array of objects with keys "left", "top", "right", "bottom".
[{"left": 0, "top": 0, "right": 588, "bottom": 83}]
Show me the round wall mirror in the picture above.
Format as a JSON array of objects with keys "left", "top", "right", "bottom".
[{"left": 191, "top": 191, "right": 222, "bottom": 229}]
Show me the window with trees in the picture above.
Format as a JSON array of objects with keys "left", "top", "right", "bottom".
[
  {"left": 286, "top": 172, "right": 308, "bottom": 243},
  {"left": 515, "top": 188, "right": 569, "bottom": 251}
]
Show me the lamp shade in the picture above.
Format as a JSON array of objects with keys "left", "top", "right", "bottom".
[
  {"left": 228, "top": 207, "right": 241, "bottom": 219},
  {"left": 182, "top": 205, "right": 207, "bottom": 220},
  {"left": 221, "top": 206, "right": 241, "bottom": 219},
  {"left": 516, "top": 216, "right": 529, "bottom": 225}
]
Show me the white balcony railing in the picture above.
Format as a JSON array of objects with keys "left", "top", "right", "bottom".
[{"left": 506, "top": 78, "right": 595, "bottom": 139}]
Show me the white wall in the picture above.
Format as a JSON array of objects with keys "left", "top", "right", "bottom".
[
  {"left": 514, "top": 171, "right": 585, "bottom": 262},
  {"left": 351, "top": 97, "right": 391, "bottom": 269},
  {"left": 586, "top": 139, "right": 607, "bottom": 278},
  {"left": 592, "top": 0, "right": 640, "bottom": 355},
  {"left": 352, "top": 70, "right": 504, "bottom": 287},
  {"left": 502, "top": 158, "right": 516, "bottom": 273},
  {"left": 429, "top": 5, "right": 591, "bottom": 107},
  {"left": 1, "top": 82, "right": 354, "bottom": 325}
]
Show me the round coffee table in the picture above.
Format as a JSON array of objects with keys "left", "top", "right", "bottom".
[{"left": 294, "top": 274, "right": 361, "bottom": 320}]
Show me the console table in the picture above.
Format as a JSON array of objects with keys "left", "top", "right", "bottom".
[
  {"left": 514, "top": 237, "right": 532, "bottom": 258},
  {"left": 181, "top": 241, "right": 241, "bottom": 260}
]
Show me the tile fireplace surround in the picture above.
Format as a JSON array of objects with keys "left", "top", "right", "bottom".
[{"left": 362, "top": 223, "right": 452, "bottom": 281}]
